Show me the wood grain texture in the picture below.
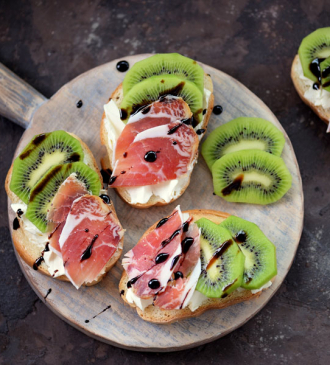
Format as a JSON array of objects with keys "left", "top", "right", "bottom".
[
  {"left": 0, "top": 63, "right": 47, "bottom": 128},
  {"left": 6, "top": 54, "right": 304, "bottom": 352}
]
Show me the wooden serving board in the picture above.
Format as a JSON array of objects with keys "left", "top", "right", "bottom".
[{"left": 2, "top": 54, "right": 304, "bottom": 352}]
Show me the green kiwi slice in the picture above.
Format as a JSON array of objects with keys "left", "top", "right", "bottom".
[
  {"left": 122, "top": 53, "right": 204, "bottom": 95},
  {"left": 120, "top": 74, "right": 203, "bottom": 124},
  {"left": 212, "top": 149, "right": 292, "bottom": 205},
  {"left": 195, "top": 218, "right": 245, "bottom": 298},
  {"left": 10, "top": 131, "right": 84, "bottom": 204},
  {"left": 219, "top": 216, "right": 277, "bottom": 290},
  {"left": 320, "top": 57, "right": 330, "bottom": 91},
  {"left": 26, "top": 162, "right": 101, "bottom": 232},
  {"left": 298, "top": 27, "right": 330, "bottom": 83},
  {"left": 201, "top": 117, "right": 285, "bottom": 171}
]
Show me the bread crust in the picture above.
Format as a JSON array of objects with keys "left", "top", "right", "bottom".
[
  {"left": 119, "top": 209, "right": 268, "bottom": 324},
  {"left": 6, "top": 132, "right": 123, "bottom": 285},
  {"left": 291, "top": 54, "right": 329, "bottom": 127},
  {"left": 100, "top": 72, "right": 214, "bottom": 208}
]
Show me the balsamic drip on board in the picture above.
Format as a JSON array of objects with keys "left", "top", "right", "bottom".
[
  {"left": 76, "top": 100, "right": 83, "bottom": 108},
  {"left": 44, "top": 288, "right": 52, "bottom": 300},
  {"left": 116, "top": 60, "right": 129, "bottom": 72},
  {"left": 85, "top": 305, "right": 112, "bottom": 323},
  {"left": 213, "top": 105, "right": 223, "bottom": 115}
]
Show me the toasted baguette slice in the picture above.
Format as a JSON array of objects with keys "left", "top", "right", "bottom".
[
  {"left": 119, "top": 209, "right": 270, "bottom": 324},
  {"left": 5, "top": 133, "right": 123, "bottom": 286},
  {"left": 100, "top": 72, "right": 214, "bottom": 208},
  {"left": 291, "top": 54, "right": 329, "bottom": 127}
]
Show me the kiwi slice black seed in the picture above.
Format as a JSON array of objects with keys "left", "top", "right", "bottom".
[
  {"left": 26, "top": 162, "right": 101, "bottom": 232},
  {"left": 122, "top": 53, "right": 204, "bottom": 95},
  {"left": 120, "top": 74, "right": 203, "bottom": 124},
  {"left": 212, "top": 149, "right": 292, "bottom": 205},
  {"left": 201, "top": 117, "right": 285, "bottom": 171},
  {"left": 219, "top": 216, "right": 277, "bottom": 290},
  {"left": 10, "top": 131, "right": 84, "bottom": 204},
  {"left": 298, "top": 27, "right": 330, "bottom": 83},
  {"left": 195, "top": 218, "right": 244, "bottom": 298}
]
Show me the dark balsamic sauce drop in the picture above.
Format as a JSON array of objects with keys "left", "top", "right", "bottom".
[
  {"left": 174, "top": 271, "right": 183, "bottom": 280},
  {"left": 203, "top": 109, "right": 206, "bottom": 115},
  {"left": 156, "top": 217, "right": 168, "bottom": 228},
  {"left": 100, "top": 168, "right": 112, "bottom": 185},
  {"left": 81, "top": 234, "right": 99, "bottom": 261},
  {"left": 144, "top": 151, "right": 157, "bottom": 162},
  {"left": 196, "top": 129, "right": 205, "bottom": 135},
  {"left": 76, "top": 100, "right": 83, "bottom": 108},
  {"left": 109, "top": 176, "right": 117, "bottom": 185},
  {"left": 116, "top": 60, "right": 129, "bottom": 72},
  {"left": 148, "top": 279, "right": 160, "bottom": 289},
  {"left": 213, "top": 105, "right": 223, "bottom": 115},
  {"left": 170, "top": 255, "right": 181, "bottom": 270},
  {"left": 33, "top": 256, "right": 44, "bottom": 270},
  {"left": 313, "top": 82, "right": 320, "bottom": 90},
  {"left": 155, "top": 253, "right": 169, "bottom": 264},
  {"left": 17, "top": 209, "right": 24, "bottom": 218},
  {"left": 206, "top": 240, "right": 233, "bottom": 270},
  {"left": 182, "top": 117, "right": 193, "bottom": 125},
  {"left": 235, "top": 230, "right": 247, "bottom": 243},
  {"left": 100, "top": 194, "right": 110, "bottom": 204},
  {"left": 13, "top": 217, "right": 20, "bottom": 230},
  {"left": 167, "top": 123, "right": 182, "bottom": 135},
  {"left": 44, "top": 288, "right": 52, "bottom": 300},
  {"left": 120, "top": 290, "right": 125, "bottom": 296},
  {"left": 127, "top": 275, "right": 141, "bottom": 288},
  {"left": 123, "top": 152, "right": 127, "bottom": 158},
  {"left": 221, "top": 174, "right": 244, "bottom": 196},
  {"left": 182, "top": 237, "right": 194, "bottom": 254}
]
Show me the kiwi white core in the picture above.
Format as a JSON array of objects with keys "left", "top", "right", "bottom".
[
  {"left": 224, "top": 140, "right": 267, "bottom": 155},
  {"left": 29, "top": 150, "right": 67, "bottom": 188},
  {"left": 235, "top": 172, "right": 272, "bottom": 187}
]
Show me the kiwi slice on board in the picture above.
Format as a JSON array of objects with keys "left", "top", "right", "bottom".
[
  {"left": 320, "top": 57, "right": 330, "bottom": 91},
  {"left": 201, "top": 117, "right": 285, "bottom": 171},
  {"left": 10, "top": 131, "right": 84, "bottom": 204},
  {"left": 26, "top": 162, "right": 101, "bottom": 232},
  {"left": 195, "top": 218, "right": 245, "bottom": 298},
  {"left": 212, "top": 149, "right": 292, "bottom": 205},
  {"left": 120, "top": 74, "right": 203, "bottom": 124},
  {"left": 219, "top": 216, "right": 277, "bottom": 290},
  {"left": 298, "top": 27, "right": 330, "bottom": 83},
  {"left": 122, "top": 53, "right": 204, "bottom": 95}
]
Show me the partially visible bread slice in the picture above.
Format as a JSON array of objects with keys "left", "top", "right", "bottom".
[
  {"left": 100, "top": 72, "right": 214, "bottom": 208},
  {"left": 291, "top": 54, "right": 330, "bottom": 127},
  {"left": 6, "top": 133, "right": 123, "bottom": 286},
  {"left": 119, "top": 209, "right": 270, "bottom": 324}
]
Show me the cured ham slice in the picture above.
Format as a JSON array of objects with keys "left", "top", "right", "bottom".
[
  {"left": 48, "top": 174, "right": 88, "bottom": 256},
  {"left": 122, "top": 206, "right": 183, "bottom": 279},
  {"left": 154, "top": 220, "right": 201, "bottom": 310},
  {"left": 114, "top": 96, "right": 191, "bottom": 161},
  {"left": 59, "top": 195, "right": 123, "bottom": 289},
  {"left": 110, "top": 121, "right": 198, "bottom": 187}
]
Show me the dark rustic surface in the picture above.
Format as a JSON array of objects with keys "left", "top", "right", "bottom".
[{"left": 0, "top": 0, "right": 329, "bottom": 363}]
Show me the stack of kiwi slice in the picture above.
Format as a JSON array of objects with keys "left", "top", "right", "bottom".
[
  {"left": 10, "top": 131, "right": 101, "bottom": 232},
  {"left": 195, "top": 215, "right": 277, "bottom": 297},
  {"left": 201, "top": 117, "right": 292, "bottom": 205},
  {"left": 298, "top": 27, "right": 330, "bottom": 91},
  {"left": 120, "top": 53, "right": 205, "bottom": 124}
]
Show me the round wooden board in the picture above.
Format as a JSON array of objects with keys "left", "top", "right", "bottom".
[{"left": 7, "top": 54, "right": 304, "bottom": 352}]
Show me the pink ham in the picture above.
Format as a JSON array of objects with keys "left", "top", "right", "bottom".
[
  {"left": 110, "top": 121, "right": 198, "bottom": 187},
  {"left": 153, "top": 220, "right": 201, "bottom": 310},
  {"left": 114, "top": 96, "right": 191, "bottom": 161},
  {"left": 122, "top": 206, "right": 183, "bottom": 280},
  {"left": 48, "top": 175, "right": 88, "bottom": 256},
  {"left": 59, "top": 195, "right": 123, "bottom": 289}
]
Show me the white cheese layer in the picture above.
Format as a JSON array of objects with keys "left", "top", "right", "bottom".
[
  {"left": 251, "top": 280, "right": 272, "bottom": 294},
  {"left": 104, "top": 86, "right": 211, "bottom": 204},
  {"left": 297, "top": 56, "right": 330, "bottom": 111}
]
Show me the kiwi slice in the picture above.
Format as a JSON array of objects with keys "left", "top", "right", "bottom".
[
  {"left": 120, "top": 74, "right": 203, "bottom": 124},
  {"left": 212, "top": 149, "right": 292, "bottom": 205},
  {"left": 122, "top": 53, "right": 204, "bottom": 95},
  {"left": 320, "top": 57, "right": 330, "bottom": 91},
  {"left": 201, "top": 117, "right": 285, "bottom": 171},
  {"left": 219, "top": 216, "right": 277, "bottom": 290},
  {"left": 10, "top": 131, "right": 84, "bottom": 204},
  {"left": 195, "top": 218, "right": 245, "bottom": 298},
  {"left": 26, "top": 162, "right": 101, "bottom": 232},
  {"left": 298, "top": 27, "right": 330, "bottom": 83}
]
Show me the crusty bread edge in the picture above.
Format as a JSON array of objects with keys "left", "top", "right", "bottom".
[
  {"left": 118, "top": 209, "right": 269, "bottom": 324},
  {"left": 291, "top": 54, "right": 329, "bottom": 127},
  {"left": 100, "top": 72, "right": 214, "bottom": 209},
  {"left": 6, "top": 132, "right": 123, "bottom": 286}
]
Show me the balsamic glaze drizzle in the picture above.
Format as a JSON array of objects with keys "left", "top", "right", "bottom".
[
  {"left": 76, "top": 100, "right": 83, "bottom": 108},
  {"left": 81, "top": 234, "right": 99, "bottom": 261},
  {"left": 13, "top": 218, "right": 20, "bottom": 230},
  {"left": 44, "top": 288, "right": 52, "bottom": 300},
  {"left": 116, "top": 60, "right": 129, "bottom": 72},
  {"left": 213, "top": 105, "right": 223, "bottom": 115}
]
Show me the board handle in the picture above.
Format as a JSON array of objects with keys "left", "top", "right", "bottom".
[{"left": 0, "top": 63, "right": 47, "bottom": 129}]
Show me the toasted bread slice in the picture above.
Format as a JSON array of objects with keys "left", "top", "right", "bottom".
[
  {"left": 100, "top": 72, "right": 214, "bottom": 208},
  {"left": 6, "top": 133, "right": 123, "bottom": 286},
  {"left": 119, "top": 209, "right": 270, "bottom": 324},
  {"left": 291, "top": 54, "right": 330, "bottom": 127}
]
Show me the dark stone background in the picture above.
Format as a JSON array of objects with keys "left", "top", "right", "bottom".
[{"left": 0, "top": 0, "right": 329, "bottom": 363}]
